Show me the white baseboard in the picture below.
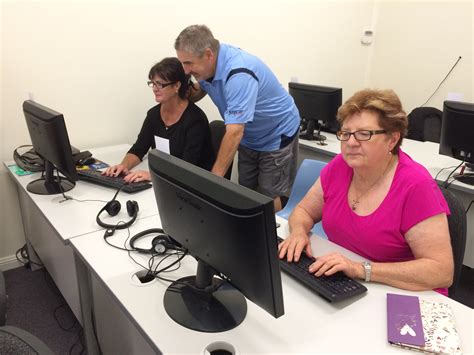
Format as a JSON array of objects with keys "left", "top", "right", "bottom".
[{"left": 0, "top": 255, "right": 22, "bottom": 271}]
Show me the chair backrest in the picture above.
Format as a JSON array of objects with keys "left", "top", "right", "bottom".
[
  {"left": 209, "top": 120, "right": 232, "bottom": 179},
  {"left": 439, "top": 186, "right": 467, "bottom": 296},
  {"left": 406, "top": 107, "right": 443, "bottom": 143},
  {"left": 0, "top": 326, "right": 54, "bottom": 355},
  {"left": 277, "top": 159, "right": 327, "bottom": 221}
]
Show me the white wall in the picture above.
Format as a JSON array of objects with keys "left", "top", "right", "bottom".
[
  {"left": 369, "top": 1, "right": 473, "bottom": 112},
  {"left": 1, "top": 0, "right": 472, "bottom": 263}
]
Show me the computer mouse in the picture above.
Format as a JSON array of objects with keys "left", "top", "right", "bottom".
[{"left": 78, "top": 156, "right": 96, "bottom": 166}]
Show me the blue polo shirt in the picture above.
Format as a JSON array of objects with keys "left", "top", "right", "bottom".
[{"left": 199, "top": 44, "right": 300, "bottom": 151}]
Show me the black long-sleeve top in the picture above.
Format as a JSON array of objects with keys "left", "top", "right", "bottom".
[{"left": 128, "top": 102, "right": 215, "bottom": 170}]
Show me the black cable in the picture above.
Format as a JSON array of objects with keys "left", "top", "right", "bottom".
[
  {"left": 421, "top": 56, "right": 462, "bottom": 107},
  {"left": 443, "top": 160, "right": 465, "bottom": 188},
  {"left": 69, "top": 328, "right": 85, "bottom": 355},
  {"left": 15, "top": 244, "right": 44, "bottom": 267},
  {"left": 466, "top": 200, "right": 473, "bottom": 214},
  {"left": 53, "top": 303, "right": 78, "bottom": 331},
  {"left": 435, "top": 165, "right": 460, "bottom": 181},
  {"left": 90, "top": 308, "right": 103, "bottom": 355},
  {"left": 103, "top": 222, "right": 136, "bottom": 252}
]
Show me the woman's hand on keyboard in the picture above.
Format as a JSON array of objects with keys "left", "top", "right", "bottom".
[
  {"left": 123, "top": 170, "right": 151, "bottom": 183},
  {"left": 103, "top": 164, "right": 129, "bottom": 177},
  {"left": 278, "top": 231, "right": 312, "bottom": 263},
  {"left": 308, "top": 253, "right": 363, "bottom": 279}
]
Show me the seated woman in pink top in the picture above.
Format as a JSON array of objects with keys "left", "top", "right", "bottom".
[{"left": 278, "top": 89, "right": 454, "bottom": 295}]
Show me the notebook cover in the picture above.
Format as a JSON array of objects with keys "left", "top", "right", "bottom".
[
  {"left": 418, "top": 299, "right": 462, "bottom": 354},
  {"left": 387, "top": 293, "right": 425, "bottom": 347}
]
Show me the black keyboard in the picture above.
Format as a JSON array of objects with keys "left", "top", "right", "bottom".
[
  {"left": 77, "top": 169, "right": 152, "bottom": 193},
  {"left": 277, "top": 237, "right": 367, "bottom": 302}
]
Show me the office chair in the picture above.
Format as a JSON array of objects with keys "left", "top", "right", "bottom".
[
  {"left": 438, "top": 187, "right": 467, "bottom": 297},
  {"left": 209, "top": 120, "right": 232, "bottom": 179},
  {"left": 277, "top": 159, "right": 327, "bottom": 237},
  {"left": 0, "top": 270, "right": 54, "bottom": 355},
  {"left": 406, "top": 107, "right": 442, "bottom": 143}
]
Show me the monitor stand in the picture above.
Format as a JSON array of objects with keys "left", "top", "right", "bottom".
[
  {"left": 455, "top": 174, "right": 474, "bottom": 186},
  {"left": 26, "top": 161, "right": 75, "bottom": 195},
  {"left": 299, "top": 120, "right": 327, "bottom": 145},
  {"left": 163, "top": 261, "right": 247, "bottom": 332}
]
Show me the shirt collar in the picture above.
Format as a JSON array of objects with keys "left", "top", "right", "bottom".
[{"left": 211, "top": 44, "right": 228, "bottom": 82}]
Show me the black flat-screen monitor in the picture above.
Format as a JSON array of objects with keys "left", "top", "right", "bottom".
[
  {"left": 289, "top": 82, "right": 342, "bottom": 142},
  {"left": 149, "top": 150, "right": 284, "bottom": 332},
  {"left": 439, "top": 100, "right": 474, "bottom": 185},
  {"left": 23, "top": 100, "right": 78, "bottom": 194}
]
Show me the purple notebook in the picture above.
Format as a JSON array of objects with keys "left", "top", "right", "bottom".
[{"left": 387, "top": 293, "right": 425, "bottom": 347}]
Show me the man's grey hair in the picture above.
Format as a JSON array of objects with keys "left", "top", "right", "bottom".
[{"left": 174, "top": 25, "right": 220, "bottom": 56}]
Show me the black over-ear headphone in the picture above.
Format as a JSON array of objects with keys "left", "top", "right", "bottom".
[
  {"left": 129, "top": 228, "right": 182, "bottom": 255},
  {"left": 97, "top": 187, "right": 139, "bottom": 236}
]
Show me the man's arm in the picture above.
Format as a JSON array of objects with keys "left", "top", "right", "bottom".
[
  {"left": 188, "top": 81, "right": 207, "bottom": 103},
  {"left": 211, "top": 123, "right": 244, "bottom": 177}
]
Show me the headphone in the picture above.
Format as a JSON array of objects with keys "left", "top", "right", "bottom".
[
  {"left": 13, "top": 145, "right": 45, "bottom": 172},
  {"left": 96, "top": 187, "right": 139, "bottom": 237},
  {"left": 129, "top": 228, "right": 182, "bottom": 255}
]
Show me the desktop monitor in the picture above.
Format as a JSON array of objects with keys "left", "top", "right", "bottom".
[
  {"left": 22, "top": 100, "right": 78, "bottom": 195},
  {"left": 289, "top": 82, "right": 342, "bottom": 141},
  {"left": 439, "top": 100, "right": 474, "bottom": 185},
  {"left": 149, "top": 150, "right": 284, "bottom": 333}
]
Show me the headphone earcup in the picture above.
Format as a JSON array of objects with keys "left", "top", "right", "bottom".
[
  {"left": 126, "top": 200, "right": 139, "bottom": 217},
  {"left": 151, "top": 237, "right": 168, "bottom": 255},
  {"left": 105, "top": 200, "right": 121, "bottom": 216}
]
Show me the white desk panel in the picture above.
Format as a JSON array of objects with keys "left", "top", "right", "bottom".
[{"left": 71, "top": 215, "right": 473, "bottom": 354}]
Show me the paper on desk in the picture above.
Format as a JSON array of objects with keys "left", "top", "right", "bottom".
[{"left": 154, "top": 135, "right": 170, "bottom": 154}]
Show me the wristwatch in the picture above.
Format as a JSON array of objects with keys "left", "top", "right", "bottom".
[{"left": 362, "top": 261, "right": 372, "bottom": 282}]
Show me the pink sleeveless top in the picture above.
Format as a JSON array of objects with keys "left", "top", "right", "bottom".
[{"left": 320, "top": 150, "right": 450, "bottom": 295}]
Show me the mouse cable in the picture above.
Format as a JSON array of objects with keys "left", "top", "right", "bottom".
[{"left": 443, "top": 160, "right": 465, "bottom": 188}]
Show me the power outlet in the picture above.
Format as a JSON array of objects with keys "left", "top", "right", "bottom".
[{"left": 28, "top": 92, "right": 35, "bottom": 101}]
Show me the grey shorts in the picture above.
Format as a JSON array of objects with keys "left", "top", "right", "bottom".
[{"left": 238, "top": 136, "right": 298, "bottom": 199}]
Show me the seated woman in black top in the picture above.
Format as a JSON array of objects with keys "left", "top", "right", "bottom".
[{"left": 104, "top": 57, "right": 214, "bottom": 182}]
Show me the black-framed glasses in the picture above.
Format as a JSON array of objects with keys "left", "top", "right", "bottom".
[
  {"left": 336, "top": 129, "right": 387, "bottom": 141},
  {"left": 147, "top": 80, "right": 177, "bottom": 89}
]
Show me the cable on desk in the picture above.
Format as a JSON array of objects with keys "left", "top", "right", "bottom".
[
  {"left": 443, "top": 160, "right": 465, "bottom": 188},
  {"left": 102, "top": 222, "right": 136, "bottom": 252}
]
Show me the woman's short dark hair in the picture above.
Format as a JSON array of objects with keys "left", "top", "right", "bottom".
[
  {"left": 148, "top": 57, "right": 188, "bottom": 99},
  {"left": 337, "top": 88, "right": 408, "bottom": 154}
]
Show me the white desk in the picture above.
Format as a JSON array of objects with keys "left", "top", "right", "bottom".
[
  {"left": 4, "top": 144, "right": 158, "bottom": 324},
  {"left": 299, "top": 134, "right": 474, "bottom": 268},
  {"left": 71, "top": 215, "right": 473, "bottom": 354}
]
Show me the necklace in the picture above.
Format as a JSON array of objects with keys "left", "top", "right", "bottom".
[{"left": 351, "top": 155, "right": 394, "bottom": 211}]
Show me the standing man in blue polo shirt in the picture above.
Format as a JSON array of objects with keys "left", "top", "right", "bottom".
[{"left": 175, "top": 25, "right": 300, "bottom": 211}]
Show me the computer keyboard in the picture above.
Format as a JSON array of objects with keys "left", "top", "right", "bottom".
[
  {"left": 77, "top": 169, "right": 152, "bottom": 193},
  {"left": 277, "top": 237, "right": 367, "bottom": 302}
]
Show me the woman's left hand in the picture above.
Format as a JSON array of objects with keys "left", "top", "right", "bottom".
[
  {"left": 123, "top": 170, "right": 151, "bottom": 183},
  {"left": 308, "top": 252, "right": 363, "bottom": 279}
]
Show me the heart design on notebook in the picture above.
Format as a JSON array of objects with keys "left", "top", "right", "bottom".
[{"left": 400, "top": 323, "right": 417, "bottom": 337}]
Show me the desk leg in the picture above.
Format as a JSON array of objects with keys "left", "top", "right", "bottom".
[{"left": 74, "top": 252, "right": 100, "bottom": 355}]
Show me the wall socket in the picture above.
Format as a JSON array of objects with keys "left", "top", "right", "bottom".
[{"left": 28, "top": 92, "right": 35, "bottom": 101}]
